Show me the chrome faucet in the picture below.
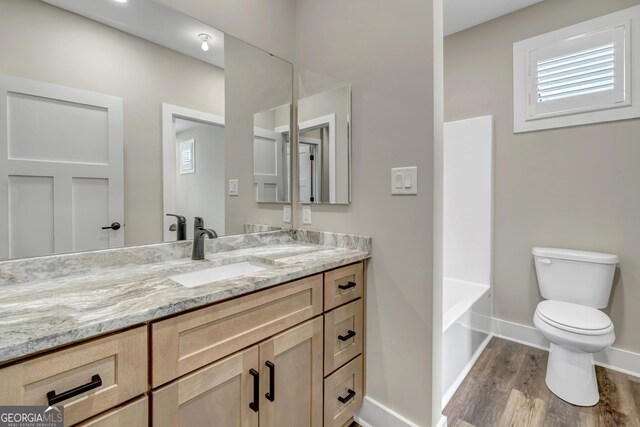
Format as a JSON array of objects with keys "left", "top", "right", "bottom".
[{"left": 191, "top": 217, "right": 218, "bottom": 260}]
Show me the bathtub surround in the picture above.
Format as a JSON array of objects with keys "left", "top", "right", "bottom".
[
  {"left": 441, "top": 115, "right": 493, "bottom": 407},
  {"left": 0, "top": 229, "right": 370, "bottom": 363},
  {"left": 444, "top": 0, "right": 640, "bottom": 357}
]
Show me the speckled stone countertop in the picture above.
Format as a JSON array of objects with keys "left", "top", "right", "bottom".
[{"left": 0, "top": 230, "right": 371, "bottom": 364}]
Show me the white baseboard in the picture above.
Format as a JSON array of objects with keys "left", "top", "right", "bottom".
[
  {"left": 355, "top": 396, "right": 420, "bottom": 427},
  {"left": 492, "top": 317, "right": 640, "bottom": 377},
  {"left": 435, "top": 415, "right": 448, "bottom": 427},
  {"left": 442, "top": 333, "right": 492, "bottom": 408}
]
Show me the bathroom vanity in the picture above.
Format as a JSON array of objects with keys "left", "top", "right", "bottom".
[{"left": 0, "top": 231, "right": 370, "bottom": 427}]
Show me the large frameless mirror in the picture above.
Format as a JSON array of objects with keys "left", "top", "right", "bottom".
[
  {"left": 0, "top": 0, "right": 293, "bottom": 260},
  {"left": 297, "top": 84, "right": 351, "bottom": 205}
]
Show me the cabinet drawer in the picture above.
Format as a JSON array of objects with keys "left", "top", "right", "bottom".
[
  {"left": 75, "top": 396, "right": 148, "bottom": 427},
  {"left": 0, "top": 326, "right": 147, "bottom": 426},
  {"left": 324, "top": 355, "right": 363, "bottom": 427},
  {"left": 324, "top": 299, "right": 363, "bottom": 376},
  {"left": 151, "top": 274, "right": 323, "bottom": 387},
  {"left": 324, "top": 262, "right": 363, "bottom": 311}
]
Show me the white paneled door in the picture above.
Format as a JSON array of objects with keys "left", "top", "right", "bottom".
[
  {"left": 0, "top": 75, "right": 124, "bottom": 259},
  {"left": 253, "top": 127, "right": 283, "bottom": 203}
]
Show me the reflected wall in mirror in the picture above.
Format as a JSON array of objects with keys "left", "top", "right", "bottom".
[
  {"left": 0, "top": 0, "right": 293, "bottom": 260},
  {"left": 253, "top": 104, "right": 291, "bottom": 203},
  {"left": 298, "top": 84, "right": 351, "bottom": 204}
]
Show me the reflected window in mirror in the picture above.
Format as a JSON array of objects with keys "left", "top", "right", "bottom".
[{"left": 297, "top": 84, "right": 351, "bottom": 205}]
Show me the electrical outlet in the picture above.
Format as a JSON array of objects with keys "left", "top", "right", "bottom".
[
  {"left": 228, "top": 179, "right": 239, "bottom": 196},
  {"left": 283, "top": 205, "right": 292, "bottom": 224},
  {"left": 302, "top": 205, "right": 312, "bottom": 225}
]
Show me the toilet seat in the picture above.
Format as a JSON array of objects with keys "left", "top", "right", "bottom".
[{"left": 535, "top": 300, "right": 613, "bottom": 336}]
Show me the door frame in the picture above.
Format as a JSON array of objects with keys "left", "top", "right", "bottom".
[
  {"left": 161, "top": 103, "right": 224, "bottom": 242},
  {"left": 298, "top": 113, "right": 336, "bottom": 203},
  {"left": 298, "top": 136, "right": 322, "bottom": 204}
]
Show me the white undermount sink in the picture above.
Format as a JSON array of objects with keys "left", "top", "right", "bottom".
[{"left": 169, "top": 260, "right": 272, "bottom": 288}]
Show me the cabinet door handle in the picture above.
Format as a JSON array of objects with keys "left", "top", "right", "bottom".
[
  {"left": 47, "top": 374, "right": 102, "bottom": 406},
  {"left": 338, "top": 389, "right": 356, "bottom": 404},
  {"left": 265, "top": 361, "right": 275, "bottom": 402},
  {"left": 249, "top": 369, "right": 259, "bottom": 412},
  {"left": 338, "top": 281, "right": 356, "bottom": 290},
  {"left": 338, "top": 330, "right": 356, "bottom": 341}
]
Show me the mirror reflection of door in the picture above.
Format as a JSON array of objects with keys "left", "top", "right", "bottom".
[
  {"left": 0, "top": 75, "right": 124, "bottom": 259},
  {"left": 253, "top": 128, "right": 283, "bottom": 203},
  {"left": 252, "top": 104, "right": 291, "bottom": 204},
  {"left": 297, "top": 84, "right": 351, "bottom": 204},
  {"left": 299, "top": 136, "right": 322, "bottom": 204}
]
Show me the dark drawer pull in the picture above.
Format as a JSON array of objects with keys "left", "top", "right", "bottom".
[
  {"left": 338, "top": 281, "right": 356, "bottom": 290},
  {"left": 338, "top": 330, "right": 356, "bottom": 341},
  {"left": 47, "top": 374, "right": 102, "bottom": 406},
  {"left": 265, "top": 361, "right": 275, "bottom": 402},
  {"left": 338, "top": 389, "right": 356, "bottom": 404},
  {"left": 249, "top": 369, "right": 259, "bottom": 412}
]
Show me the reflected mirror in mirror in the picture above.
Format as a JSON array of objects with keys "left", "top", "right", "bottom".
[
  {"left": 253, "top": 104, "right": 291, "bottom": 203},
  {"left": 298, "top": 84, "right": 351, "bottom": 204},
  {"left": 0, "top": 0, "right": 293, "bottom": 260}
]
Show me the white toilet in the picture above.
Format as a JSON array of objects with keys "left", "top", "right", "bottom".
[{"left": 532, "top": 247, "right": 619, "bottom": 406}]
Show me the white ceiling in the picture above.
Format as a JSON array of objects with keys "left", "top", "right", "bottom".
[
  {"left": 42, "top": 0, "right": 225, "bottom": 69},
  {"left": 444, "top": 0, "right": 543, "bottom": 36}
]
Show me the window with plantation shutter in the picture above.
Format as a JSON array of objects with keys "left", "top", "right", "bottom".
[
  {"left": 513, "top": 5, "right": 640, "bottom": 132},
  {"left": 179, "top": 139, "right": 195, "bottom": 174}
]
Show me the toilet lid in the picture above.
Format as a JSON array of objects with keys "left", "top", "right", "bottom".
[{"left": 536, "top": 300, "right": 612, "bottom": 333}]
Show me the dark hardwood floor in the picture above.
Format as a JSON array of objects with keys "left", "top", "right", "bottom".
[{"left": 443, "top": 337, "right": 640, "bottom": 427}]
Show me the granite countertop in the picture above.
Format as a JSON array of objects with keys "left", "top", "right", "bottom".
[{"left": 0, "top": 231, "right": 370, "bottom": 364}]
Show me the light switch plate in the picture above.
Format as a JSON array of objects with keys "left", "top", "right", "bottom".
[
  {"left": 391, "top": 167, "right": 418, "bottom": 195},
  {"left": 228, "top": 179, "right": 238, "bottom": 196},
  {"left": 302, "top": 205, "right": 312, "bottom": 225},
  {"left": 283, "top": 205, "right": 292, "bottom": 224}
]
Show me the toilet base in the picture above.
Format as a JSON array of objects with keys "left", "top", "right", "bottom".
[{"left": 545, "top": 343, "right": 600, "bottom": 406}]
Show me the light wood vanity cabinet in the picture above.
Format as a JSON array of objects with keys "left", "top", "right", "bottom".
[
  {"left": 322, "top": 264, "right": 365, "bottom": 426},
  {"left": 151, "top": 261, "right": 365, "bottom": 427},
  {"left": 0, "top": 326, "right": 148, "bottom": 426},
  {"left": 0, "top": 260, "right": 366, "bottom": 427},
  {"left": 75, "top": 396, "right": 149, "bottom": 427},
  {"left": 151, "top": 274, "right": 323, "bottom": 387}
]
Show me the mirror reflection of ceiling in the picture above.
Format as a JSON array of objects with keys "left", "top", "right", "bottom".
[
  {"left": 42, "top": 0, "right": 225, "bottom": 68},
  {"left": 444, "top": 0, "right": 543, "bottom": 36}
]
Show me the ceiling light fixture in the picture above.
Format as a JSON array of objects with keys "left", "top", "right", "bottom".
[
  {"left": 198, "top": 33, "right": 213, "bottom": 52},
  {"left": 112, "top": 0, "right": 128, "bottom": 3}
]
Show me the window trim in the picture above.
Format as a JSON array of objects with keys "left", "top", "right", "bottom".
[{"left": 513, "top": 5, "right": 640, "bottom": 133}]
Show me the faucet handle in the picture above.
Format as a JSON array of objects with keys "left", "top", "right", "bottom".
[
  {"left": 194, "top": 217, "right": 204, "bottom": 230},
  {"left": 166, "top": 214, "right": 186, "bottom": 224}
]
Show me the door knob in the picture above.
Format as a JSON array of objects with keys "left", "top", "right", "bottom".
[{"left": 101, "top": 222, "right": 121, "bottom": 231}]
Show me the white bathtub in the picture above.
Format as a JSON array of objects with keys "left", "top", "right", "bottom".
[{"left": 442, "top": 278, "right": 492, "bottom": 408}]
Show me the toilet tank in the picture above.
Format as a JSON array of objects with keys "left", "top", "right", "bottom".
[{"left": 532, "top": 247, "right": 619, "bottom": 308}]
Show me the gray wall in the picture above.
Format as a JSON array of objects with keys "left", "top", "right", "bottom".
[
  {"left": 0, "top": 0, "right": 225, "bottom": 246},
  {"left": 295, "top": 0, "right": 436, "bottom": 424},
  {"left": 444, "top": 0, "right": 640, "bottom": 353},
  {"left": 175, "top": 123, "right": 225, "bottom": 238}
]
